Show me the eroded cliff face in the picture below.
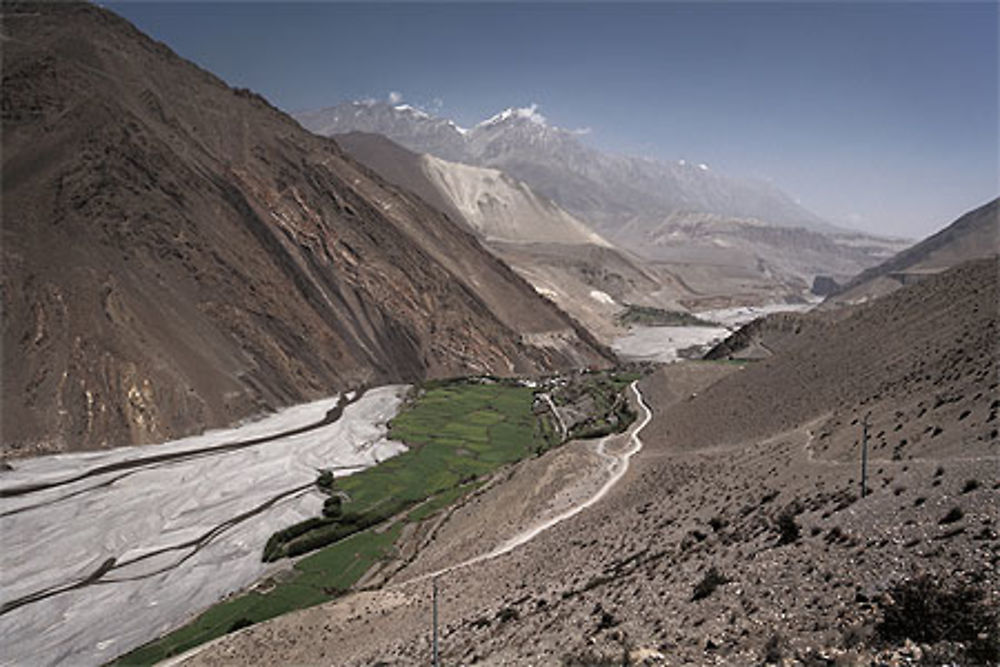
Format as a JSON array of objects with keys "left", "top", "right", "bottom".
[{"left": 1, "top": 2, "right": 613, "bottom": 456}]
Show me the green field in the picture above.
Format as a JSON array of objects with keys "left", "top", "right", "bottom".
[
  {"left": 112, "top": 524, "right": 403, "bottom": 666},
  {"left": 616, "top": 303, "right": 719, "bottom": 327},
  {"left": 263, "top": 381, "right": 545, "bottom": 561},
  {"left": 114, "top": 380, "right": 546, "bottom": 666}
]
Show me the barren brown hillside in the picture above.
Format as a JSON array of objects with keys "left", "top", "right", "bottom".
[
  {"left": 828, "top": 198, "right": 998, "bottom": 305},
  {"left": 654, "top": 257, "right": 998, "bottom": 460},
  {"left": 0, "top": 3, "right": 612, "bottom": 457},
  {"left": 185, "top": 258, "right": 998, "bottom": 665}
]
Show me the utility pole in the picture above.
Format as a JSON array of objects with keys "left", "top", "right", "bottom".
[
  {"left": 861, "top": 412, "right": 870, "bottom": 498},
  {"left": 432, "top": 575, "right": 440, "bottom": 667}
]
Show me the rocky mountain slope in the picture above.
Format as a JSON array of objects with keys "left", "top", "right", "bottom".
[
  {"left": 334, "top": 132, "right": 610, "bottom": 247},
  {"left": 334, "top": 132, "right": 691, "bottom": 340},
  {"left": 298, "top": 101, "right": 829, "bottom": 234},
  {"left": 0, "top": 3, "right": 613, "bottom": 457},
  {"left": 298, "top": 101, "right": 909, "bottom": 296},
  {"left": 828, "top": 197, "right": 998, "bottom": 305},
  {"left": 185, "top": 257, "right": 998, "bottom": 666}
]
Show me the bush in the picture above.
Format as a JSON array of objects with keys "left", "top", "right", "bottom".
[
  {"left": 496, "top": 606, "right": 520, "bottom": 623},
  {"left": 762, "top": 633, "right": 784, "bottom": 664},
  {"left": 226, "top": 617, "right": 254, "bottom": 634},
  {"left": 316, "top": 469, "right": 334, "bottom": 491},
  {"left": 876, "top": 575, "right": 998, "bottom": 662},
  {"left": 322, "top": 495, "right": 343, "bottom": 518},
  {"left": 775, "top": 507, "right": 801, "bottom": 545},
  {"left": 691, "top": 566, "right": 730, "bottom": 601}
]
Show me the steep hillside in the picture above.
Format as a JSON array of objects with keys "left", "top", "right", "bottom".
[
  {"left": 184, "top": 259, "right": 998, "bottom": 666},
  {"left": 335, "top": 132, "right": 609, "bottom": 246},
  {"left": 829, "top": 198, "right": 998, "bottom": 305},
  {"left": 656, "top": 257, "right": 998, "bottom": 459},
  {"left": 334, "top": 132, "right": 691, "bottom": 340},
  {"left": 299, "top": 102, "right": 908, "bottom": 295},
  {"left": 298, "top": 102, "right": 831, "bottom": 234},
  {"left": 0, "top": 3, "right": 613, "bottom": 457}
]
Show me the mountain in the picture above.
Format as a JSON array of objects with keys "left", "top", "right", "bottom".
[
  {"left": 0, "top": 2, "right": 613, "bottom": 458},
  {"left": 185, "top": 257, "right": 998, "bottom": 666},
  {"left": 827, "top": 197, "right": 999, "bottom": 305},
  {"left": 334, "top": 132, "right": 692, "bottom": 340},
  {"left": 297, "top": 102, "right": 831, "bottom": 238},
  {"left": 296, "top": 101, "right": 909, "bottom": 294},
  {"left": 334, "top": 132, "right": 610, "bottom": 247}
]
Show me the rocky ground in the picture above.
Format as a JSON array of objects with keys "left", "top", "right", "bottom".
[{"left": 180, "top": 258, "right": 997, "bottom": 666}]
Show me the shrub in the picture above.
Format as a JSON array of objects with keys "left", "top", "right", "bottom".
[
  {"left": 322, "top": 495, "right": 343, "bottom": 518},
  {"left": 496, "top": 606, "right": 520, "bottom": 623},
  {"left": 691, "top": 566, "right": 730, "bottom": 601},
  {"left": 762, "top": 633, "right": 784, "bottom": 663},
  {"left": 316, "top": 469, "right": 334, "bottom": 491},
  {"left": 775, "top": 508, "right": 801, "bottom": 545},
  {"left": 227, "top": 617, "right": 254, "bottom": 633},
  {"left": 876, "top": 574, "right": 998, "bottom": 662}
]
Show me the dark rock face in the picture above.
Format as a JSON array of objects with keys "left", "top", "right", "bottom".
[
  {"left": 1, "top": 2, "right": 613, "bottom": 457},
  {"left": 811, "top": 275, "right": 841, "bottom": 296}
]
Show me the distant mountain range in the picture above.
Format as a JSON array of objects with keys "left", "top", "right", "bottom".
[
  {"left": 296, "top": 101, "right": 837, "bottom": 244},
  {"left": 335, "top": 132, "right": 680, "bottom": 341},
  {"left": 301, "top": 102, "right": 909, "bottom": 307},
  {"left": 1, "top": 3, "right": 612, "bottom": 456}
]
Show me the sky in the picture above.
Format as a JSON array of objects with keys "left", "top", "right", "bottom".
[{"left": 107, "top": 1, "right": 998, "bottom": 239}]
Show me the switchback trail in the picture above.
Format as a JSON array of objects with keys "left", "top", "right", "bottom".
[
  {"left": 402, "top": 380, "right": 653, "bottom": 585},
  {"left": 156, "top": 381, "right": 653, "bottom": 667}
]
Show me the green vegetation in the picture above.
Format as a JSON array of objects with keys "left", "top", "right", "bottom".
[
  {"left": 616, "top": 303, "right": 718, "bottom": 328},
  {"left": 113, "top": 524, "right": 402, "bottom": 666},
  {"left": 263, "top": 381, "right": 546, "bottom": 561},
  {"left": 550, "top": 369, "right": 641, "bottom": 440},
  {"left": 117, "top": 372, "right": 644, "bottom": 666}
]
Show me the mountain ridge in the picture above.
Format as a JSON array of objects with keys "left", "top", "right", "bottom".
[
  {"left": 295, "top": 100, "right": 838, "bottom": 238},
  {"left": 1, "top": 2, "right": 613, "bottom": 457},
  {"left": 826, "top": 197, "right": 999, "bottom": 305}
]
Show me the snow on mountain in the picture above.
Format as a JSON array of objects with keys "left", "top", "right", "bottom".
[
  {"left": 294, "top": 100, "right": 835, "bottom": 247},
  {"left": 478, "top": 104, "right": 548, "bottom": 128},
  {"left": 297, "top": 101, "right": 906, "bottom": 293}
]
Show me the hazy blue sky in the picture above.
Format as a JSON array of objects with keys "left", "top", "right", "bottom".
[{"left": 108, "top": 2, "right": 997, "bottom": 238}]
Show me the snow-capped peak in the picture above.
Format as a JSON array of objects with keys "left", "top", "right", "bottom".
[
  {"left": 477, "top": 104, "right": 548, "bottom": 128},
  {"left": 393, "top": 103, "right": 430, "bottom": 120}
]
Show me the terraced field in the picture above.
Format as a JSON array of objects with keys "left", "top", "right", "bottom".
[{"left": 116, "top": 380, "right": 550, "bottom": 665}]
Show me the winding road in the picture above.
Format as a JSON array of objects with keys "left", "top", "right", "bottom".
[
  {"left": 162, "top": 382, "right": 654, "bottom": 667},
  {"left": 404, "top": 380, "right": 652, "bottom": 584}
]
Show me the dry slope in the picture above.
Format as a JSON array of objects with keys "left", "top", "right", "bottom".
[
  {"left": 0, "top": 2, "right": 613, "bottom": 457},
  {"left": 334, "top": 131, "right": 693, "bottom": 340},
  {"left": 828, "top": 197, "right": 998, "bottom": 305},
  {"left": 185, "top": 258, "right": 997, "bottom": 665}
]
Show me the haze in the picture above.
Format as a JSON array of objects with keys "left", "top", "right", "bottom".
[{"left": 108, "top": 1, "right": 998, "bottom": 239}]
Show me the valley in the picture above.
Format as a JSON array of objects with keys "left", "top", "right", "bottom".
[
  {"left": 0, "top": 387, "right": 408, "bottom": 665},
  {"left": 2, "top": 2, "right": 997, "bottom": 666},
  {"left": 173, "top": 259, "right": 1000, "bottom": 666}
]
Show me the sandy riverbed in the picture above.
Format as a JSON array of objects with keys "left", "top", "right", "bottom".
[
  {"left": 612, "top": 300, "right": 819, "bottom": 363},
  {"left": 0, "top": 385, "right": 408, "bottom": 667}
]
